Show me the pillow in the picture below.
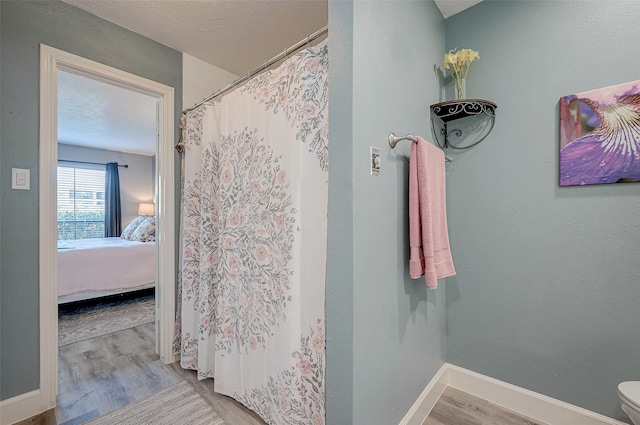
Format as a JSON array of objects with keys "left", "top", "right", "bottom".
[
  {"left": 131, "top": 217, "right": 156, "bottom": 242},
  {"left": 121, "top": 216, "right": 146, "bottom": 240}
]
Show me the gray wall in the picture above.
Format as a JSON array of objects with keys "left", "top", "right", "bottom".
[
  {"left": 326, "top": 1, "right": 447, "bottom": 424},
  {"left": 0, "top": 1, "right": 182, "bottom": 401},
  {"left": 57, "top": 144, "right": 155, "bottom": 228},
  {"left": 445, "top": 1, "right": 640, "bottom": 421}
]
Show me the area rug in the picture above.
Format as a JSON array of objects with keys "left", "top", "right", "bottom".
[
  {"left": 84, "top": 381, "right": 225, "bottom": 425},
  {"left": 58, "top": 294, "right": 155, "bottom": 346}
]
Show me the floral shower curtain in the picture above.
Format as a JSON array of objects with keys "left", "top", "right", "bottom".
[{"left": 178, "top": 40, "right": 328, "bottom": 425}]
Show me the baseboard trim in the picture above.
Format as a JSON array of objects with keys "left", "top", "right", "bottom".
[
  {"left": 400, "top": 363, "right": 627, "bottom": 425},
  {"left": 398, "top": 363, "right": 448, "bottom": 425},
  {"left": 0, "top": 389, "right": 46, "bottom": 425}
]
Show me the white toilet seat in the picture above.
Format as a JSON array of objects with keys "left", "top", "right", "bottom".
[{"left": 618, "top": 381, "right": 640, "bottom": 411}]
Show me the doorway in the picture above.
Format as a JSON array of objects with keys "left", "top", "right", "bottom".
[{"left": 39, "top": 44, "right": 176, "bottom": 411}]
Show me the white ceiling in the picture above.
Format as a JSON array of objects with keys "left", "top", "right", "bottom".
[
  {"left": 63, "top": 1, "right": 480, "bottom": 75},
  {"left": 64, "top": 0, "right": 328, "bottom": 76},
  {"left": 58, "top": 70, "right": 158, "bottom": 156},
  {"left": 58, "top": 0, "right": 480, "bottom": 155},
  {"left": 434, "top": 0, "right": 483, "bottom": 19}
]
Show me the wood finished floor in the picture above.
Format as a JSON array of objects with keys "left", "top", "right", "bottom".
[
  {"left": 424, "top": 386, "right": 548, "bottom": 425},
  {"left": 16, "top": 322, "right": 266, "bottom": 425},
  {"left": 16, "top": 312, "right": 548, "bottom": 425}
]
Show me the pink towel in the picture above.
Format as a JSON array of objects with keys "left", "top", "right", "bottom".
[{"left": 409, "top": 136, "right": 455, "bottom": 289}]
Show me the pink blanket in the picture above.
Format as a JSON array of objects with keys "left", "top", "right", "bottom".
[{"left": 409, "top": 136, "right": 455, "bottom": 289}]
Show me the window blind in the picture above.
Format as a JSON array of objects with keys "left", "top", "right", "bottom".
[{"left": 57, "top": 166, "right": 106, "bottom": 240}]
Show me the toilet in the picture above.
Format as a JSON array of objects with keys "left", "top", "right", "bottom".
[{"left": 618, "top": 381, "right": 640, "bottom": 424}]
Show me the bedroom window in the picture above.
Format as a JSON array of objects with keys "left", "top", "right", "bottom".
[{"left": 57, "top": 166, "right": 105, "bottom": 240}]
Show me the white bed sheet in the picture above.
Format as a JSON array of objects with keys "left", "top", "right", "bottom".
[{"left": 58, "top": 237, "right": 156, "bottom": 299}]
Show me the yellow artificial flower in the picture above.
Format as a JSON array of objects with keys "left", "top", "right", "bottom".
[
  {"left": 459, "top": 49, "right": 470, "bottom": 64},
  {"left": 443, "top": 51, "right": 457, "bottom": 70},
  {"left": 458, "top": 49, "right": 480, "bottom": 65},
  {"left": 442, "top": 48, "right": 480, "bottom": 99},
  {"left": 443, "top": 48, "right": 479, "bottom": 76}
]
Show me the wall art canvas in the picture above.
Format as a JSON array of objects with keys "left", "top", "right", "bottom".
[{"left": 559, "top": 80, "right": 640, "bottom": 186}]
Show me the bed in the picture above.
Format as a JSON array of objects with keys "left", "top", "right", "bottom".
[{"left": 58, "top": 237, "right": 156, "bottom": 304}]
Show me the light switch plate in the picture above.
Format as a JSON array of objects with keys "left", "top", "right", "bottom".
[
  {"left": 12, "top": 168, "right": 30, "bottom": 190},
  {"left": 370, "top": 146, "right": 380, "bottom": 176}
]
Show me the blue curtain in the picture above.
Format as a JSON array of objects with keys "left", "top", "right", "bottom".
[{"left": 105, "top": 162, "right": 122, "bottom": 237}]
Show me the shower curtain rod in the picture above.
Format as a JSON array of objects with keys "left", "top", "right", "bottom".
[{"left": 183, "top": 25, "right": 328, "bottom": 114}]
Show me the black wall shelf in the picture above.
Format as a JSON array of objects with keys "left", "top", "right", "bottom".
[{"left": 430, "top": 99, "right": 497, "bottom": 149}]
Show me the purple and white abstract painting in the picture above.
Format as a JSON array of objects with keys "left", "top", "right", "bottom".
[{"left": 559, "top": 80, "right": 640, "bottom": 186}]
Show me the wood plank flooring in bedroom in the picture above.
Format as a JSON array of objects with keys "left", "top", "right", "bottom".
[{"left": 16, "top": 323, "right": 266, "bottom": 425}]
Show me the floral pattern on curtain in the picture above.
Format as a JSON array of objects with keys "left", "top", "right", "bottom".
[
  {"left": 178, "top": 39, "right": 328, "bottom": 425},
  {"left": 179, "top": 104, "right": 219, "bottom": 377},
  {"left": 236, "top": 320, "right": 325, "bottom": 425},
  {"left": 214, "top": 128, "right": 297, "bottom": 355},
  {"left": 241, "top": 43, "right": 329, "bottom": 172}
]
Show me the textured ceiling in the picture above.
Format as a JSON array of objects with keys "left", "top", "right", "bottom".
[
  {"left": 57, "top": 0, "right": 477, "bottom": 155},
  {"left": 62, "top": 1, "right": 482, "bottom": 74},
  {"left": 63, "top": 0, "right": 328, "bottom": 75},
  {"left": 58, "top": 70, "right": 157, "bottom": 156},
  {"left": 434, "top": 0, "right": 483, "bottom": 19}
]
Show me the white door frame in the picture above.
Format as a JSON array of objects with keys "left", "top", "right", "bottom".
[{"left": 39, "top": 44, "right": 176, "bottom": 411}]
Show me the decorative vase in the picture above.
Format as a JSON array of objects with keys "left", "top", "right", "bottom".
[{"left": 454, "top": 77, "right": 466, "bottom": 100}]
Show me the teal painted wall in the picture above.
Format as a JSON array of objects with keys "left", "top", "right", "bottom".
[
  {"left": 0, "top": 1, "right": 182, "bottom": 401},
  {"left": 326, "top": 1, "right": 354, "bottom": 424},
  {"left": 445, "top": 1, "right": 640, "bottom": 421},
  {"left": 327, "top": 1, "right": 447, "bottom": 424},
  {"left": 8, "top": 0, "right": 635, "bottom": 422}
]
